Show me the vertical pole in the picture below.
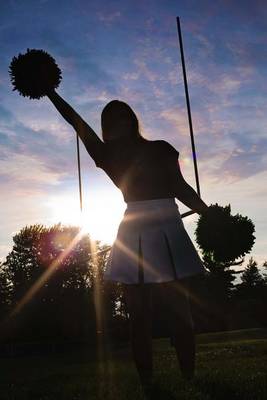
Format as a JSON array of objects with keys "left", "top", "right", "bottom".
[
  {"left": 176, "top": 16, "right": 201, "bottom": 198},
  {"left": 76, "top": 132, "right": 83, "bottom": 212}
]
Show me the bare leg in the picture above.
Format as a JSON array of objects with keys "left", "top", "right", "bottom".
[
  {"left": 173, "top": 318, "right": 195, "bottom": 379},
  {"left": 123, "top": 283, "right": 153, "bottom": 387},
  {"left": 164, "top": 281, "right": 195, "bottom": 379}
]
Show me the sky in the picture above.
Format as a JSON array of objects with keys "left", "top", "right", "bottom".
[{"left": 1, "top": 0, "right": 267, "bottom": 276}]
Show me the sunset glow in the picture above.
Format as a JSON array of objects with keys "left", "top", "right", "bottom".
[
  {"left": 1, "top": 1, "right": 266, "bottom": 271},
  {"left": 45, "top": 190, "right": 125, "bottom": 244}
]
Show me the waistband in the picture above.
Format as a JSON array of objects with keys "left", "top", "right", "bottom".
[{"left": 126, "top": 197, "right": 178, "bottom": 210}]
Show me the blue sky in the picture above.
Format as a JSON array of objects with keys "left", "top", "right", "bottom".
[{"left": 1, "top": 0, "right": 267, "bottom": 273}]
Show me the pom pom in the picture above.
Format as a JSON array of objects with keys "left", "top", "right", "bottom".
[
  {"left": 195, "top": 203, "right": 255, "bottom": 263},
  {"left": 9, "top": 48, "right": 62, "bottom": 99}
]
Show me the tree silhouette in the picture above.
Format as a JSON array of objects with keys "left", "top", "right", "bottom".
[
  {"left": 187, "top": 251, "right": 245, "bottom": 332},
  {"left": 232, "top": 257, "right": 267, "bottom": 328},
  {"left": 0, "top": 223, "right": 130, "bottom": 348},
  {"left": 1, "top": 223, "right": 266, "bottom": 350},
  {"left": 240, "top": 257, "right": 265, "bottom": 288},
  {"left": 0, "top": 262, "right": 11, "bottom": 319},
  {"left": 1, "top": 223, "right": 98, "bottom": 343}
]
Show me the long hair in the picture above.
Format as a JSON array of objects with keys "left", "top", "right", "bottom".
[{"left": 101, "top": 100, "right": 142, "bottom": 142}]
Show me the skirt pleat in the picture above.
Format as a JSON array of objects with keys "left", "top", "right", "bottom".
[{"left": 103, "top": 198, "right": 205, "bottom": 284}]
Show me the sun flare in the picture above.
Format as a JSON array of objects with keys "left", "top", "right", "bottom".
[{"left": 45, "top": 190, "right": 125, "bottom": 245}]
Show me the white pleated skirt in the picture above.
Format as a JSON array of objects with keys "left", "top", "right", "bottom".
[{"left": 103, "top": 198, "right": 205, "bottom": 284}]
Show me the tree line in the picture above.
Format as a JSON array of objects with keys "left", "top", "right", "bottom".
[{"left": 0, "top": 223, "right": 266, "bottom": 350}]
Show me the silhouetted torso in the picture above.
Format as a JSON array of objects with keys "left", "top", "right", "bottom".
[{"left": 92, "top": 137, "right": 179, "bottom": 203}]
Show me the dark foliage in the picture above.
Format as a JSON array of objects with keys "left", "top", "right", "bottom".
[
  {"left": 186, "top": 254, "right": 238, "bottom": 333},
  {"left": 0, "top": 222, "right": 266, "bottom": 350},
  {"left": 0, "top": 263, "right": 11, "bottom": 318},
  {"left": 0, "top": 224, "right": 97, "bottom": 344},
  {"left": 9, "top": 49, "right": 62, "bottom": 99},
  {"left": 231, "top": 258, "right": 267, "bottom": 328},
  {"left": 195, "top": 203, "right": 255, "bottom": 263},
  {"left": 0, "top": 223, "right": 128, "bottom": 349}
]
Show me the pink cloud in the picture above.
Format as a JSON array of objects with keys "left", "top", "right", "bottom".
[{"left": 159, "top": 106, "right": 189, "bottom": 136}]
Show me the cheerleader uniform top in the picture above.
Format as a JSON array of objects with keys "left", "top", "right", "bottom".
[
  {"left": 87, "top": 135, "right": 180, "bottom": 202},
  {"left": 86, "top": 134, "right": 206, "bottom": 283}
]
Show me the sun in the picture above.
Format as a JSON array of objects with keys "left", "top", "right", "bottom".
[
  {"left": 45, "top": 189, "right": 125, "bottom": 245},
  {"left": 81, "top": 192, "right": 126, "bottom": 243}
]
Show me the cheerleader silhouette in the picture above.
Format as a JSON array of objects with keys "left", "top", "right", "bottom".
[{"left": 46, "top": 89, "right": 209, "bottom": 396}]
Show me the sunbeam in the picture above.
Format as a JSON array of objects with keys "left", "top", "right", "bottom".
[{"left": 10, "top": 229, "right": 85, "bottom": 317}]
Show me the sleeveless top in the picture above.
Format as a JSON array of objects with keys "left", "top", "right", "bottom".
[{"left": 88, "top": 136, "right": 180, "bottom": 203}]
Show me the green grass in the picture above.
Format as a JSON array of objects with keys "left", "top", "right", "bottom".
[{"left": 1, "top": 328, "right": 267, "bottom": 399}]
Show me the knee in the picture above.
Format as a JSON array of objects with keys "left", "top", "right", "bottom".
[{"left": 172, "top": 314, "right": 194, "bottom": 337}]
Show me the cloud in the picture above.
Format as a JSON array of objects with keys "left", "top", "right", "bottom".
[
  {"left": 0, "top": 153, "right": 63, "bottom": 185},
  {"left": 206, "top": 74, "right": 241, "bottom": 95},
  {"left": 133, "top": 59, "right": 159, "bottom": 82},
  {"left": 97, "top": 11, "right": 122, "bottom": 24},
  {"left": 0, "top": 104, "right": 13, "bottom": 123},
  {"left": 0, "top": 104, "right": 80, "bottom": 192},
  {"left": 122, "top": 72, "right": 139, "bottom": 81},
  {"left": 159, "top": 106, "right": 189, "bottom": 136},
  {"left": 215, "top": 133, "right": 267, "bottom": 182},
  {"left": 226, "top": 40, "right": 267, "bottom": 71},
  {"left": 72, "top": 85, "right": 115, "bottom": 105}
]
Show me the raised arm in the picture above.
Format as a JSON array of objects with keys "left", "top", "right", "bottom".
[
  {"left": 174, "top": 161, "right": 209, "bottom": 215},
  {"left": 46, "top": 89, "right": 104, "bottom": 160}
]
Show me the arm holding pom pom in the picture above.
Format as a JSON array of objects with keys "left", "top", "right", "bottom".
[
  {"left": 47, "top": 89, "right": 104, "bottom": 160},
  {"left": 174, "top": 161, "right": 209, "bottom": 215}
]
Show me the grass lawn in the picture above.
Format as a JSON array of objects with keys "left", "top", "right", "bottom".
[{"left": 1, "top": 328, "right": 267, "bottom": 400}]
